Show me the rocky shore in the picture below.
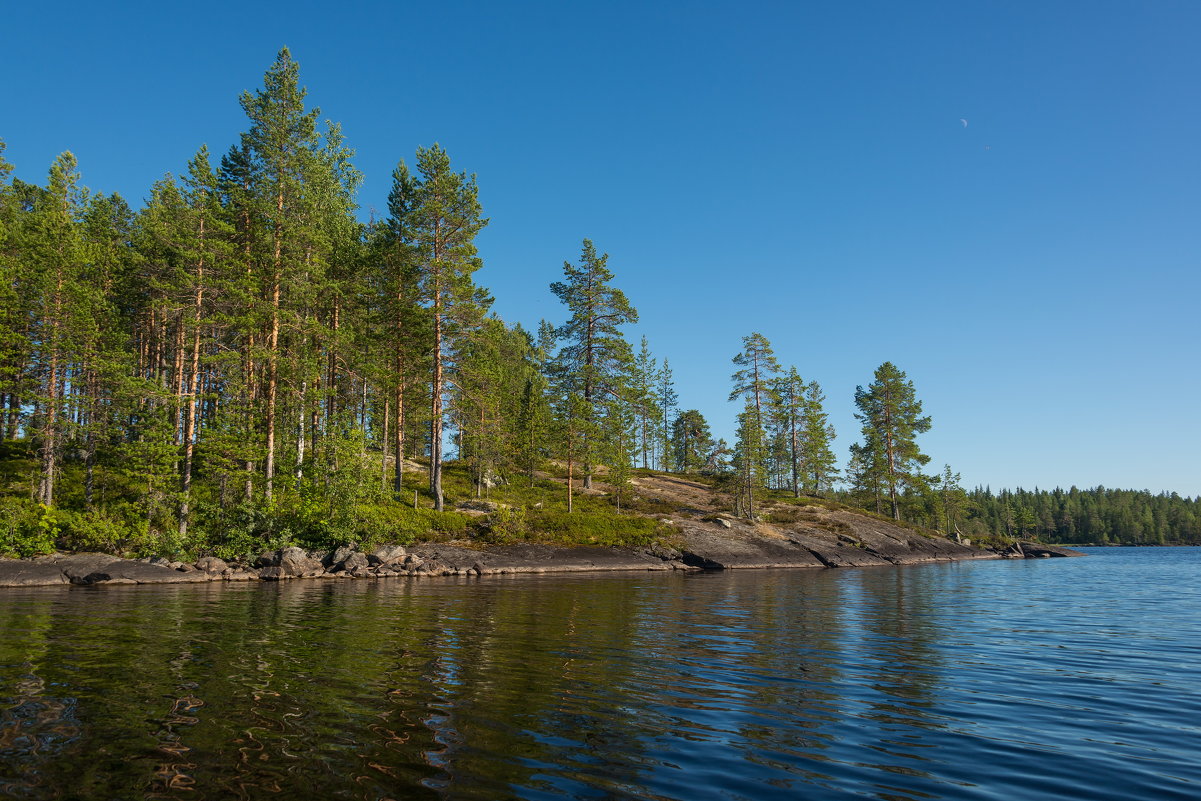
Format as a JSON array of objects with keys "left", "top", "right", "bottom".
[{"left": 0, "top": 515, "right": 1085, "bottom": 588}]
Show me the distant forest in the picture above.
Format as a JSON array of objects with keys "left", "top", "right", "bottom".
[
  {"left": 1, "top": 49, "right": 1194, "bottom": 558},
  {"left": 959, "top": 486, "right": 1201, "bottom": 546}
]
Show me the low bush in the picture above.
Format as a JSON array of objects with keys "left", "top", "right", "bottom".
[
  {"left": 0, "top": 497, "right": 56, "bottom": 558},
  {"left": 523, "top": 511, "right": 667, "bottom": 547}
]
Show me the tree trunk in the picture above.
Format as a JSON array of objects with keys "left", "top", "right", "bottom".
[
  {"left": 567, "top": 448, "right": 574, "bottom": 514},
  {"left": 264, "top": 191, "right": 283, "bottom": 500},
  {"left": 178, "top": 218, "right": 205, "bottom": 539},
  {"left": 430, "top": 291, "right": 444, "bottom": 511},
  {"left": 394, "top": 369, "right": 405, "bottom": 496},
  {"left": 381, "top": 398, "right": 389, "bottom": 489},
  {"left": 295, "top": 380, "right": 306, "bottom": 481},
  {"left": 790, "top": 407, "right": 800, "bottom": 498},
  {"left": 38, "top": 267, "right": 64, "bottom": 507}
]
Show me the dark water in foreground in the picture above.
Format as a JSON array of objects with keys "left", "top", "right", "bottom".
[{"left": 1, "top": 549, "right": 1199, "bottom": 800}]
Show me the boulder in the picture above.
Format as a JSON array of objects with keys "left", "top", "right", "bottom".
[
  {"left": 333, "top": 551, "right": 370, "bottom": 573},
  {"left": 194, "top": 556, "right": 229, "bottom": 574},
  {"left": 279, "top": 547, "right": 324, "bottom": 577},
  {"left": 323, "top": 545, "right": 357, "bottom": 569},
  {"left": 256, "top": 547, "right": 324, "bottom": 577},
  {"left": 369, "top": 544, "right": 407, "bottom": 566}
]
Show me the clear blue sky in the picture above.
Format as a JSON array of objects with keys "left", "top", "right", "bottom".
[{"left": 5, "top": 1, "right": 1198, "bottom": 496}]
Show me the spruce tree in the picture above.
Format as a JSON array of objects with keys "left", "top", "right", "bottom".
[
  {"left": 800, "top": 379, "right": 838, "bottom": 496},
  {"left": 730, "top": 402, "right": 766, "bottom": 519},
  {"left": 671, "top": 409, "right": 714, "bottom": 474},
  {"left": 631, "top": 337, "right": 659, "bottom": 469},
  {"left": 771, "top": 367, "right": 806, "bottom": 497},
  {"left": 938, "top": 464, "right": 967, "bottom": 538},
  {"left": 657, "top": 359, "right": 678, "bottom": 471}
]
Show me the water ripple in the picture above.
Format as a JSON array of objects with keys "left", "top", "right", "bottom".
[{"left": 0, "top": 549, "right": 1199, "bottom": 798}]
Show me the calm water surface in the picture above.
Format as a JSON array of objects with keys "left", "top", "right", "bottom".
[{"left": 1, "top": 548, "right": 1199, "bottom": 800}]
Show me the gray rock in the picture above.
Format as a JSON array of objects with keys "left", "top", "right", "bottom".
[
  {"left": 336, "top": 551, "right": 370, "bottom": 573},
  {"left": 256, "top": 546, "right": 324, "bottom": 577},
  {"left": 370, "top": 544, "right": 407, "bottom": 565},
  {"left": 714, "top": 518, "right": 733, "bottom": 529},
  {"left": 0, "top": 558, "right": 70, "bottom": 587},
  {"left": 55, "top": 553, "right": 210, "bottom": 585},
  {"left": 324, "top": 545, "right": 356, "bottom": 569},
  {"left": 646, "top": 545, "right": 682, "bottom": 561},
  {"left": 457, "top": 499, "right": 499, "bottom": 512},
  {"left": 259, "top": 566, "right": 286, "bottom": 581},
  {"left": 1017, "top": 541, "right": 1086, "bottom": 558},
  {"left": 194, "top": 556, "right": 229, "bottom": 574}
]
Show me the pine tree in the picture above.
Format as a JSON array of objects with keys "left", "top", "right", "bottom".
[
  {"left": 550, "top": 239, "right": 637, "bottom": 489},
  {"left": 0, "top": 139, "right": 24, "bottom": 440},
  {"left": 176, "top": 147, "right": 233, "bottom": 538},
  {"left": 729, "top": 332, "right": 779, "bottom": 493},
  {"left": 25, "top": 153, "right": 89, "bottom": 506},
  {"left": 853, "top": 362, "right": 932, "bottom": 520},
  {"left": 238, "top": 47, "right": 324, "bottom": 500},
  {"left": 406, "top": 144, "right": 488, "bottom": 511},
  {"left": 729, "top": 332, "right": 780, "bottom": 424}
]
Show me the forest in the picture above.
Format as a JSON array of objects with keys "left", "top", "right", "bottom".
[{"left": 1, "top": 50, "right": 1196, "bottom": 559}]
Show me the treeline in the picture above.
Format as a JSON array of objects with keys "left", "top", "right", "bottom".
[{"left": 960, "top": 486, "right": 1201, "bottom": 545}]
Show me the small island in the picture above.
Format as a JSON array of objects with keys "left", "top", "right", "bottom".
[{"left": 0, "top": 52, "right": 1191, "bottom": 580}]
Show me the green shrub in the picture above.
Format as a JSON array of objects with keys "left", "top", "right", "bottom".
[
  {"left": 0, "top": 497, "right": 57, "bottom": 558},
  {"left": 480, "top": 505, "right": 527, "bottom": 545},
  {"left": 57, "top": 505, "right": 151, "bottom": 555}
]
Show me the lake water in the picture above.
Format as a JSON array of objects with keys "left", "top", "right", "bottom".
[{"left": 1, "top": 548, "right": 1199, "bottom": 800}]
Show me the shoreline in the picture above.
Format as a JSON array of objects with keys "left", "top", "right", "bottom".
[{"left": 0, "top": 536, "right": 1085, "bottom": 589}]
